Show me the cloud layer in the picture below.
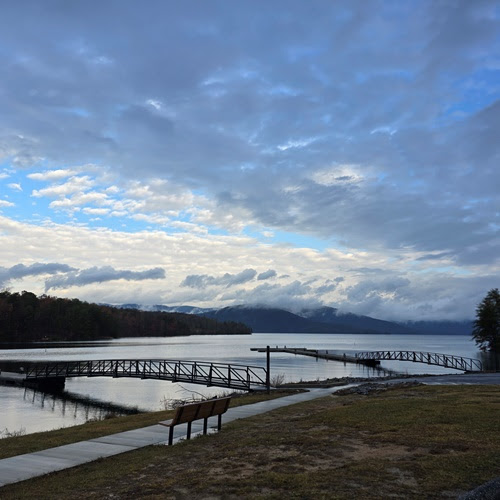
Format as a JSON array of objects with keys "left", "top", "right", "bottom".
[{"left": 0, "top": 1, "right": 498, "bottom": 320}]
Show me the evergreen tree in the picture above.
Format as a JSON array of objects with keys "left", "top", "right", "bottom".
[{"left": 472, "top": 288, "right": 500, "bottom": 370}]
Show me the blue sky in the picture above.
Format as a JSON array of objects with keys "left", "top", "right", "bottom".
[{"left": 0, "top": 0, "right": 498, "bottom": 320}]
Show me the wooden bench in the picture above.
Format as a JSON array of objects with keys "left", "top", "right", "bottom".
[{"left": 159, "top": 397, "right": 231, "bottom": 445}]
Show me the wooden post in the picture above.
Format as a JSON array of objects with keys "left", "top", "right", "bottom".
[{"left": 266, "top": 345, "right": 271, "bottom": 394}]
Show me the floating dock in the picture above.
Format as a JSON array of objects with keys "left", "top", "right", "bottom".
[
  {"left": 0, "top": 371, "right": 26, "bottom": 387},
  {"left": 0, "top": 370, "right": 66, "bottom": 391},
  {"left": 250, "top": 346, "right": 380, "bottom": 367}
]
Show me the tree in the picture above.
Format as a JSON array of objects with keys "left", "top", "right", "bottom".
[{"left": 472, "top": 288, "right": 500, "bottom": 370}]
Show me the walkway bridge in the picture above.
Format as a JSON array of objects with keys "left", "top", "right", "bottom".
[
  {"left": 25, "top": 359, "right": 269, "bottom": 392},
  {"left": 355, "top": 351, "right": 482, "bottom": 372}
]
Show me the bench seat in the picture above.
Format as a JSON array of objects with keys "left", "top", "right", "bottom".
[{"left": 159, "top": 397, "right": 231, "bottom": 445}]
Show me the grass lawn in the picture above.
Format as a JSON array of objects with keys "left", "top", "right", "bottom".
[{"left": 1, "top": 384, "right": 499, "bottom": 499}]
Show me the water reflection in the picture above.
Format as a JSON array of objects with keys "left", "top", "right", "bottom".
[
  {"left": 0, "top": 385, "right": 142, "bottom": 439},
  {"left": 23, "top": 386, "right": 142, "bottom": 417}
]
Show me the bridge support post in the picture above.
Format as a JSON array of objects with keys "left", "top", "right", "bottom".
[{"left": 266, "top": 345, "right": 271, "bottom": 394}]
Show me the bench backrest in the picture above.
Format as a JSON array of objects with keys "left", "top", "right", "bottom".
[{"left": 171, "top": 397, "right": 231, "bottom": 426}]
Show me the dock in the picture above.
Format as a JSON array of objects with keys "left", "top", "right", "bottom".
[
  {"left": 250, "top": 346, "right": 380, "bottom": 367},
  {"left": 0, "top": 371, "right": 26, "bottom": 387}
]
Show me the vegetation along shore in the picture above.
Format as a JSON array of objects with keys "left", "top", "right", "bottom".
[{"left": 0, "top": 290, "right": 251, "bottom": 343}]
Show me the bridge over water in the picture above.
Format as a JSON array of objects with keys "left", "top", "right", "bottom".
[
  {"left": 24, "top": 359, "right": 270, "bottom": 392},
  {"left": 356, "top": 350, "right": 482, "bottom": 372},
  {"left": 252, "top": 347, "right": 483, "bottom": 372}
]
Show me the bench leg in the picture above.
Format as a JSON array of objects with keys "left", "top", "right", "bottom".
[
  {"left": 168, "top": 426, "right": 174, "bottom": 446},
  {"left": 218, "top": 414, "right": 222, "bottom": 431},
  {"left": 187, "top": 421, "right": 192, "bottom": 440},
  {"left": 203, "top": 417, "right": 208, "bottom": 435}
]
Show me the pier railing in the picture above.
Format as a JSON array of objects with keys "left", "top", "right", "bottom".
[
  {"left": 25, "top": 359, "right": 269, "bottom": 391},
  {"left": 355, "top": 351, "right": 483, "bottom": 372}
]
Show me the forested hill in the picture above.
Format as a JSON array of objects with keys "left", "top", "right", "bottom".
[{"left": 0, "top": 291, "right": 251, "bottom": 342}]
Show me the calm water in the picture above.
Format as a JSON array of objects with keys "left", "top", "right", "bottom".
[{"left": 0, "top": 333, "right": 479, "bottom": 436}]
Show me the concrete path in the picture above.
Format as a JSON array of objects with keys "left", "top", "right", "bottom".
[
  {"left": 1, "top": 372, "right": 499, "bottom": 488},
  {"left": 0, "top": 386, "right": 340, "bottom": 488}
]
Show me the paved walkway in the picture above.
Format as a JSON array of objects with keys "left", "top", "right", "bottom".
[{"left": 0, "top": 386, "right": 343, "bottom": 487}]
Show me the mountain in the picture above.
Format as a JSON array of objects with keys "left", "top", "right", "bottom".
[
  {"left": 299, "top": 307, "right": 415, "bottom": 334},
  {"left": 157, "top": 305, "right": 415, "bottom": 334},
  {"left": 203, "top": 306, "right": 349, "bottom": 333},
  {"left": 131, "top": 303, "right": 472, "bottom": 335},
  {"left": 401, "top": 320, "right": 473, "bottom": 336}
]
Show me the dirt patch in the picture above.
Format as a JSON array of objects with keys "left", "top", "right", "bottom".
[
  {"left": 341, "top": 438, "right": 423, "bottom": 462},
  {"left": 387, "top": 467, "right": 419, "bottom": 488}
]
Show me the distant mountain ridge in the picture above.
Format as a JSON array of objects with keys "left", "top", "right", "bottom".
[{"left": 149, "top": 304, "right": 473, "bottom": 335}]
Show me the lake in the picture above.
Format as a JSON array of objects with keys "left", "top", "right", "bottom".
[{"left": 0, "top": 333, "right": 479, "bottom": 436}]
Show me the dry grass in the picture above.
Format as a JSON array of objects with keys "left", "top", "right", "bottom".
[{"left": 1, "top": 385, "right": 499, "bottom": 499}]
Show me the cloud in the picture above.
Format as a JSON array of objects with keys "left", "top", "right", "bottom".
[
  {"left": 345, "top": 277, "right": 411, "bottom": 303},
  {"left": 8, "top": 183, "right": 22, "bottom": 192},
  {"left": 45, "top": 266, "right": 166, "bottom": 291},
  {"left": 0, "top": 200, "right": 15, "bottom": 208},
  {"left": 220, "top": 280, "right": 321, "bottom": 311},
  {"left": 82, "top": 207, "right": 110, "bottom": 216},
  {"left": 181, "top": 269, "right": 257, "bottom": 289},
  {"left": 257, "top": 269, "right": 277, "bottom": 280},
  {"left": 28, "top": 169, "right": 80, "bottom": 181},
  {"left": 335, "top": 274, "right": 499, "bottom": 321},
  {"left": 316, "top": 279, "right": 342, "bottom": 295},
  {"left": 0, "top": 262, "right": 76, "bottom": 287},
  {"left": 31, "top": 176, "right": 95, "bottom": 198}
]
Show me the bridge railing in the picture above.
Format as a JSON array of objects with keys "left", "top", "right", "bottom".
[
  {"left": 25, "top": 359, "right": 269, "bottom": 391},
  {"left": 355, "top": 351, "right": 483, "bottom": 372}
]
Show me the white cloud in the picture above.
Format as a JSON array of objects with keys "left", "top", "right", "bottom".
[
  {"left": 8, "top": 183, "right": 22, "bottom": 192},
  {"left": 130, "top": 213, "right": 170, "bottom": 225},
  {"left": 28, "top": 169, "right": 79, "bottom": 181},
  {"left": 31, "top": 176, "right": 95, "bottom": 198},
  {"left": 82, "top": 207, "right": 110, "bottom": 216}
]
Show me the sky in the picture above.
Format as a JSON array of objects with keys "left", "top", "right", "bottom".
[{"left": 0, "top": 0, "right": 499, "bottom": 321}]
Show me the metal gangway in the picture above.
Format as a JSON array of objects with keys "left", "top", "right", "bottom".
[
  {"left": 355, "top": 351, "right": 483, "bottom": 372},
  {"left": 25, "top": 359, "right": 270, "bottom": 391}
]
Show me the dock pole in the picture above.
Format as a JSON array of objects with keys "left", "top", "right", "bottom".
[{"left": 266, "top": 345, "right": 270, "bottom": 393}]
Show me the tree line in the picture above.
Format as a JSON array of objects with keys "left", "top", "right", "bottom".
[{"left": 0, "top": 291, "right": 251, "bottom": 342}]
